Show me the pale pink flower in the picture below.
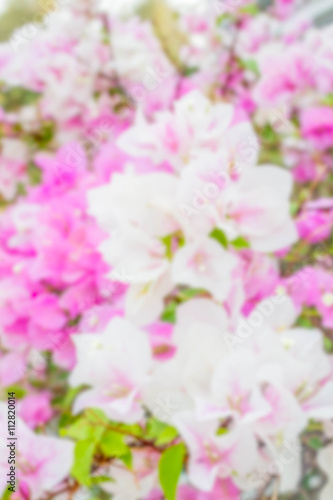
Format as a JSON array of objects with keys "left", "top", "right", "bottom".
[
  {"left": 174, "top": 413, "right": 258, "bottom": 492},
  {"left": 102, "top": 448, "right": 160, "bottom": 500},
  {"left": 19, "top": 391, "right": 53, "bottom": 429},
  {"left": 172, "top": 238, "right": 238, "bottom": 302},
  {"left": 300, "top": 106, "right": 333, "bottom": 151},
  {"left": 69, "top": 316, "right": 153, "bottom": 422},
  {"left": 118, "top": 91, "right": 234, "bottom": 171},
  {"left": 0, "top": 404, "right": 74, "bottom": 500}
]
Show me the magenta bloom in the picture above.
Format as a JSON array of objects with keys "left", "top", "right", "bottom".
[{"left": 300, "top": 106, "right": 333, "bottom": 150}]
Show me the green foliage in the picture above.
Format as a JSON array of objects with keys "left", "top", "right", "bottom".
[
  {"left": 260, "top": 123, "right": 279, "bottom": 146},
  {"left": 324, "top": 336, "right": 333, "bottom": 353},
  {"left": 216, "top": 13, "right": 234, "bottom": 25},
  {"left": 306, "top": 420, "right": 323, "bottom": 432},
  {"left": 5, "top": 384, "right": 26, "bottom": 399},
  {"left": 156, "top": 426, "right": 178, "bottom": 446},
  {"left": 71, "top": 440, "right": 96, "bottom": 486},
  {"left": 99, "top": 430, "right": 129, "bottom": 458},
  {"left": 182, "top": 66, "right": 199, "bottom": 77},
  {"left": 161, "top": 301, "right": 177, "bottom": 323},
  {"left": 302, "top": 470, "right": 324, "bottom": 492},
  {"left": 239, "top": 59, "right": 260, "bottom": 77},
  {"left": 231, "top": 236, "right": 250, "bottom": 249},
  {"left": 90, "top": 476, "right": 112, "bottom": 485},
  {"left": 58, "top": 386, "right": 85, "bottom": 412},
  {"left": 146, "top": 418, "right": 178, "bottom": 446},
  {"left": 296, "top": 317, "right": 313, "bottom": 329},
  {"left": 27, "top": 163, "right": 42, "bottom": 185},
  {"left": 61, "top": 416, "right": 104, "bottom": 442},
  {"left": 216, "top": 427, "right": 229, "bottom": 436},
  {"left": 178, "top": 287, "right": 207, "bottom": 301},
  {"left": 239, "top": 3, "right": 260, "bottom": 15},
  {"left": 85, "top": 408, "right": 110, "bottom": 426},
  {"left": 306, "top": 436, "right": 323, "bottom": 450},
  {"left": 25, "top": 121, "right": 55, "bottom": 149},
  {"left": 159, "top": 443, "right": 186, "bottom": 500},
  {"left": 1, "top": 488, "right": 12, "bottom": 500},
  {"left": 161, "top": 234, "right": 173, "bottom": 260},
  {"left": 209, "top": 227, "right": 228, "bottom": 248},
  {"left": 63, "top": 409, "right": 133, "bottom": 485},
  {"left": 321, "top": 93, "right": 333, "bottom": 107},
  {"left": 0, "top": 86, "right": 40, "bottom": 112},
  {"left": 290, "top": 201, "right": 300, "bottom": 217}
]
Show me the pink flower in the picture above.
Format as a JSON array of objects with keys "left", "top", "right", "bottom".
[
  {"left": 19, "top": 392, "right": 53, "bottom": 429},
  {"left": 254, "top": 45, "right": 315, "bottom": 107},
  {"left": 0, "top": 139, "right": 28, "bottom": 200},
  {"left": 287, "top": 267, "right": 333, "bottom": 329},
  {"left": 270, "top": 0, "right": 299, "bottom": 19},
  {"left": 111, "top": 18, "right": 178, "bottom": 116},
  {"left": 173, "top": 413, "right": 258, "bottom": 492},
  {"left": 300, "top": 106, "right": 333, "bottom": 151},
  {"left": 296, "top": 211, "right": 332, "bottom": 243},
  {"left": 145, "top": 322, "right": 176, "bottom": 361},
  {"left": 0, "top": 404, "right": 74, "bottom": 500},
  {"left": 0, "top": 351, "right": 27, "bottom": 386},
  {"left": 178, "top": 478, "right": 239, "bottom": 500},
  {"left": 34, "top": 141, "right": 88, "bottom": 190}
]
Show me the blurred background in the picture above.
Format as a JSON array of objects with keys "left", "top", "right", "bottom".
[
  {"left": 1, "top": 0, "right": 333, "bottom": 43},
  {"left": 0, "top": 0, "right": 40, "bottom": 41}
]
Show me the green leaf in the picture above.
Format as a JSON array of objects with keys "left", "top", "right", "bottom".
[
  {"left": 1, "top": 487, "right": 13, "bottom": 500},
  {"left": 5, "top": 384, "right": 26, "bottom": 399},
  {"left": 239, "top": 3, "right": 260, "bottom": 15},
  {"left": 161, "top": 234, "right": 173, "bottom": 260},
  {"left": 216, "top": 13, "right": 234, "bottom": 25},
  {"left": 61, "top": 418, "right": 91, "bottom": 440},
  {"left": 159, "top": 443, "right": 186, "bottom": 500},
  {"left": 239, "top": 59, "right": 260, "bottom": 77},
  {"left": 0, "top": 86, "right": 40, "bottom": 112},
  {"left": 146, "top": 418, "right": 178, "bottom": 445},
  {"left": 146, "top": 418, "right": 167, "bottom": 439},
  {"left": 302, "top": 471, "right": 323, "bottom": 491},
  {"left": 209, "top": 228, "right": 228, "bottom": 248},
  {"left": 100, "top": 430, "right": 129, "bottom": 458},
  {"left": 25, "top": 121, "right": 55, "bottom": 149},
  {"left": 306, "top": 420, "right": 323, "bottom": 432},
  {"left": 290, "top": 201, "right": 300, "bottom": 217},
  {"left": 85, "top": 408, "right": 109, "bottom": 426},
  {"left": 161, "top": 301, "right": 177, "bottom": 324},
  {"left": 156, "top": 425, "right": 178, "bottom": 446},
  {"left": 321, "top": 93, "right": 333, "bottom": 107},
  {"left": 216, "top": 427, "right": 229, "bottom": 436},
  {"left": 71, "top": 440, "right": 96, "bottom": 486},
  {"left": 119, "top": 449, "right": 132, "bottom": 469},
  {"left": 90, "top": 476, "right": 112, "bottom": 484},
  {"left": 113, "top": 422, "right": 143, "bottom": 438},
  {"left": 109, "top": 86, "right": 128, "bottom": 97},
  {"left": 182, "top": 66, "right": 199, "bottom": 77},
  {"left": 259, "top": 124, "right": 279, "bottom": 146},
  {"left": 62, "top": 418, "right": 104, "bottom": 442},
  {"left": 307, "top": 436, "right": 323, "bottom": 450},
  {"left": 27, "top": 163, "right": 42, "bottom": 186},
  {"left": 178, "top": 288, "right": 206, "bottom": 301},
  {"left": 296, "top": 317, "right": 313, "bottom": 329},
  {"left": 324, "top": 336, "right": 333, "bottom": 353},
  {"left": 59, "top": 386, "right": 84, "bottom": 411},
  {"left": 231, "top": 236, "right": 250, "bottom": 249}
]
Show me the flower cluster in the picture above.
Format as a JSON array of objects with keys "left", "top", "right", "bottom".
[{"left": 0, "top": 1, "right": 332, "bottom": 499}]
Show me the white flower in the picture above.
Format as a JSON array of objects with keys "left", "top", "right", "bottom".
[{"left": 69, "top": 316, "right": 153, "bottom": 423}]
